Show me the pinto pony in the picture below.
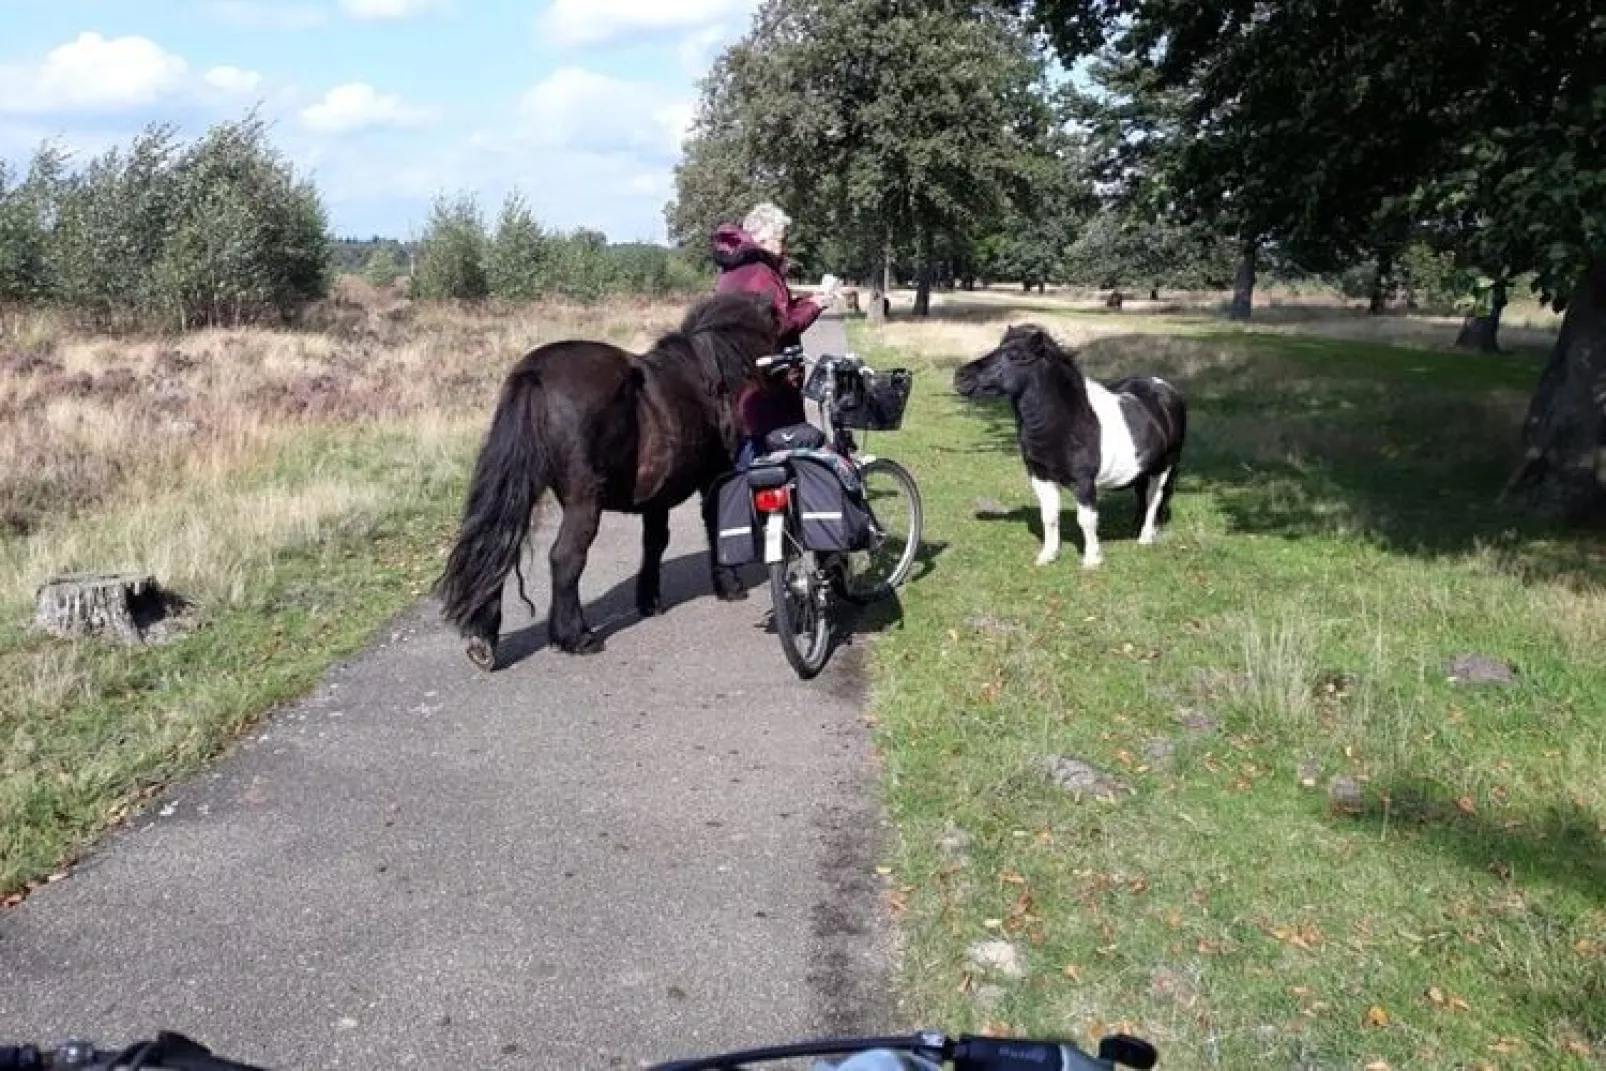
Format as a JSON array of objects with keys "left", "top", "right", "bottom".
[
  {"left": 435, "top": 292, "right": 781, "bottom": 668},
  {"left": 953, "top": 325, "right": 1187, "bottom": 568}
]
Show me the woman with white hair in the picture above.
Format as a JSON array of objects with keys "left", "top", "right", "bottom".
[
  {"left": 711, "top": 201, "right": 839, "bottom": 351},
  {"left": 711, "top": 202, "right": 840, "bottom": 469}
]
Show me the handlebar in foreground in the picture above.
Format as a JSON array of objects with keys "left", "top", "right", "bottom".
[
  {"left": 0, "top": 1033, "right": 266, "bottom": 1071},
  {"left": 646, "top": 1029, "right": 1158, "bottom": 1071}
]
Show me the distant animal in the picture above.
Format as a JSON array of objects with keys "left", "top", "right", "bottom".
[
  {"left": 951, "top": 324, "right": 1187, "bottom": 568},
  {"left": 434, "top": 291, "right": 781, "bottom": 668}
]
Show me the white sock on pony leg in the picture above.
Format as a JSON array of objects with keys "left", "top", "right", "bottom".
[
  {"left": 1030, "top": 477, "right": 1061, "bottom": 565},
  {"left": 1138, "top": 467, "right": 1172, "bottom": 545},
  {"left": 1076, "top": 500, "right": 1102, "bottom": 568}
]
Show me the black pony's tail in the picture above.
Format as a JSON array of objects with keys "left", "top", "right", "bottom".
[{"left": 435, "top": 369, "right": 550, "bottom": 633}]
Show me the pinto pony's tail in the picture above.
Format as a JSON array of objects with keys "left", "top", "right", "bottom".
[{"left": 434, "top": 368, "right": 550, "bottom": 651}]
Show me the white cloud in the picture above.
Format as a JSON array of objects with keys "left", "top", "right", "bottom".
[
  {"left": 300, "top": 83, "right": 438, "bottom": 133},
  {"left": 204, "top": 66, "right": 264, "bottom": 95},
  {"left": 339, "top": 0, "right": 440, "bottom": 19},
  {"left": 537, "top": 0, "right": 757, "bottom": 48},
  {"left": 0, "top": 33, "right": 188, "bottom": 114},
  {"left": 517, "top": 67, "right": 692, "bottom": 160},
  {"left": 205, "top": 2, "right": 328, "bottom": 29}
]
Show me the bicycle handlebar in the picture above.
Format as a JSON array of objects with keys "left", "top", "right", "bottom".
[
  {"left": 646, "top": 1029, "right": 1157, "bottom": 1071},
  {"left": 0, "top": 1033, "right": 266, "bottom": 1071},
  {"left": 5, "top": 1027, "right": 1155, "bottom": 1071}
]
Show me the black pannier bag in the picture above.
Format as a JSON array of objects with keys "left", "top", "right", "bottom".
[
  {"left": 763, "top": 421, "right": 826, "bottom": 452},
  {"left": 833, "top": 368, "right": 913, "bottom": 431},
  {"left": 790, "top": 454, "right": 873, "bottom": 553},
  {"left": 713, "top": 471, "right": 759, "bottom": 567}
]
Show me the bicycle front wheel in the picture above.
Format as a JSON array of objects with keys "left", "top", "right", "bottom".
[
  {"left": 838, "top": 457, "right": 923, "bottom": 605},
  {"left": 769, "top": 543, "right": 832, "bottom": 679}
]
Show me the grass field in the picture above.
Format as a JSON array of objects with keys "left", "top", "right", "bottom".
[
  {"left": 850, "top": 295, "right": 1604, "bottom": 1067},
  {"left": 0, "top": 285, "right": 686, "bottom": 901}
]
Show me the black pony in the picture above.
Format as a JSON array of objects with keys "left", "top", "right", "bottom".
[
  {"left": 953, "top": 324, "right": 1187, "bottom": 569},
  {"left": 435, "top": 291, "right": 780, "bottom": 668}
]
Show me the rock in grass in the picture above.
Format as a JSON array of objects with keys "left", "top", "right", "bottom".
[
  {"left": 1044, "top": 756, "right": 1133, "bottom": 801},
  {"left": 969, "top": 940, "right": 1025, "bottom": 979},
  {"left": 973, "top": 497, "right": 1011, "bottom": 519},
  {"left": 1447, "top": 653, "right": 1516, "bottom": 686}
]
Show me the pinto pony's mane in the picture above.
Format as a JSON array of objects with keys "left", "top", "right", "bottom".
[{"left": 641, "top": 291, "right": 781, "bottom": 398}]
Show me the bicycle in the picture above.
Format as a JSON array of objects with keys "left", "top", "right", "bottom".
[
  {"left": 4, "top": 1028, "right": 1158, "bottom": 1070},
  {"left": 719, "top": 346, "right": 923, "bottom": 680}
]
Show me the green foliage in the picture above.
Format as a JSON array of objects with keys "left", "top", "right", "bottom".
[
  {"left": 1020, "top": 0, "right": 1605, "bottom": 308},
  {"left": 408, "top": 190, "right": 709, "bottom": 306},
  {"left": 1062, "top": 209, "right": 1237, "bottom": 291},
  {"left": 412, "top": 192, "right": 490, "bottom": 301},
  {"left": 485, "top": 190, "right": 548, "bottom": 301},
  {"left": 0, "top": 115, "right": 330, "bottom": 329},
  {"left": 670, "top": 0, "right": 1061, "bottom": 307},
  {"left": 363, "top": 247, "right": 405, "bottom": 288}
]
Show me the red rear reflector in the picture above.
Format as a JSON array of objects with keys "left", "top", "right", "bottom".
[{"left": 753, "top": 487, "right": 790, "bottom": 513}]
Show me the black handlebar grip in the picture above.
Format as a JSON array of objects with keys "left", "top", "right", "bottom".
[
  {"left": 952, "top": 1036, "right": 1106, "bottom": 1071},
  {"left": 0, "top": 1046, "right": 43, "bottom": 1071}
]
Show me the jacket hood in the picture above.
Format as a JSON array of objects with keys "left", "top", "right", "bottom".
[{"left": 712, "top": 223, "right": 781, "bottom": 271}]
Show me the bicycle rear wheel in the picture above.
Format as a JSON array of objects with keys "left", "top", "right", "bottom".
[
  {"left": 769, "top": 541, "right": 831, "bottom": 679},
  {"left": 837, "top": 457, "right": 923, "bottom": 605}
]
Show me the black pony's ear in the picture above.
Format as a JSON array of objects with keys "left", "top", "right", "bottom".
[{"left": 1005, "top": 324, "right": 1052, "bottom": 361}]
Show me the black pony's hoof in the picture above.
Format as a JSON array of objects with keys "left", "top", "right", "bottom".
[
  {"left": 637, "top": 596, "right": 665, "bottom": 618},
  {"left": 713, "top": 575, "right": 748, "bottom": 601},
  {"left": 555, "top": 629, "right": 604, "bottom": 655},
  {"left": 465, "top": 636, "right": 497, "bottom": 672}
]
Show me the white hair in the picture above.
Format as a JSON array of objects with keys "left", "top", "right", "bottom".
[{"left": 742, "top": 202, "right": 791, "bottom": 247}]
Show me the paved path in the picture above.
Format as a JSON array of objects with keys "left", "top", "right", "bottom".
[{"left": 0, "top": 314, "right": 896, "bottom": 1069}]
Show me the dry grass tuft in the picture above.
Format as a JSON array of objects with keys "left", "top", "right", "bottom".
[{"left": 0, "top": 295, "right": 686, "bottom": 607}]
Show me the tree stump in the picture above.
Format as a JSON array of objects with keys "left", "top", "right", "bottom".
[
  {"left": 867, "top": 288, "right": 886, "bottom": 325},
  {"left": 33, "top": 572, "right": 187, "bottom": 644}
]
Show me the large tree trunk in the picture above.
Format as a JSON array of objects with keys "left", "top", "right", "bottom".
[
  {"left": 1503, "top": 258, "right": 1606, "bottom": 521},
  {"left": 913, "top": 227, "right": 933, "bottom": 317},
  {"left": 1456, "top": 277, "right": 1508, "bottom": 353},
  {"left": 1229, "top": 238, "right": 1258, "bottom": 320},
  {"left": 1368, "top": 252, "right": 1393, "bottom": 315}
]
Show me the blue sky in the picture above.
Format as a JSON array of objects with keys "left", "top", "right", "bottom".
[{"left": 0, "top": 1, "right": 764, "bottom": 242}]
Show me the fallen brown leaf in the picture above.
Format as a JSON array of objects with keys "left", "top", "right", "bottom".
[{"left": 1364, "top": 1006, "right": 1390, "bottom": 1028}]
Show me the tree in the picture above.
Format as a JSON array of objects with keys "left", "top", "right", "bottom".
[
  {"left": 364, "top": 247, "right": 404, "bottom": 288},
  {"left": 412, "top": 192, "right": 489, "bottom": 301},
  {"left": 670, "top": 0, "right": 1053, "bottom": 316},
  {"left": 1020, "top": 0, "right": 1606, "bottom": 518},
  {"left": 0, "top": 146, "right": 65, "bottom": 303},
  {"left": 485, "top": 189, "right": 548, "bottom": 301}
]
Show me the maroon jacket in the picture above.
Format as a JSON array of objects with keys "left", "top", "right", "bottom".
[{"left": 711, "top": 223, "right": 824, "bottom": 351}]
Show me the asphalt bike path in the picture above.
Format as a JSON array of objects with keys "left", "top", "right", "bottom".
[{"left": 0, "top": 313, "right": 896, "bottom": 1069}]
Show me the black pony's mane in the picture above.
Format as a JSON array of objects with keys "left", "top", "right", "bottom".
[{"left": 641, "top": 291, "right": 780, "bottom": 396}]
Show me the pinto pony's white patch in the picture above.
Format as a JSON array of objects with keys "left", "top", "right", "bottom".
[{"left": 1084, "top": 379, "right": 1142, "bottom": 489}]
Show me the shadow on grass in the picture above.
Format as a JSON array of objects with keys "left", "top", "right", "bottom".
[
  {"left": 945, "top": 331, "right": 1606, "bottom": 591},
  {"left": 1343, "top": 776, "right": 1606, "bottom": 906}
]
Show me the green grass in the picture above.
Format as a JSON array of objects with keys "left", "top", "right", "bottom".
[
  {"left": 852, "top": 311, "right": 1605, "bottom": 1067},
  {"left": 0, "top": 424, "right": 475, "bottom": 901}
]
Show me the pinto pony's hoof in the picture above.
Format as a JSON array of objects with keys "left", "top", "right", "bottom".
[{"left": 465, "top": 636, "right": 497, "bottom": 672}]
